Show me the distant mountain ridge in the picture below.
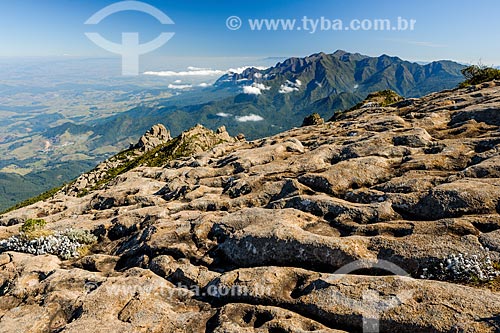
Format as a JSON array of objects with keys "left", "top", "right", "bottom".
[
  {"left": 205, "top": 50, "right": 465, "bottom": 135},
  {"left": 111, "top": 51, "right": 464, "bottom": 140},
  {"left": 216, "top": 50, "right": 464, "bottom": 100},
  {"left": 46, "top": 50, "right": 465, "bottom": 145}
]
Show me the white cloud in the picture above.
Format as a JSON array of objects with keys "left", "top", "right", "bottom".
[
  {"left": 198, "top": 82, "right": 211, "bottom": 87},
  {"left": 279, "top": 80, "right": 301, "bottom": 94},
  {"left": 174, "top": 79, "right": 182, "bottom": 83},
  {"left": 242, "top": 82, "right": 271, "bottom": 95},
  {"left": 278, "top": 86, "right": 298, "bottom": 94},
  {"left": 235, "top": 114, "right": 264, "bottom": 122},
  {"left": 243, "top": 86, "right": 262, "bottom": 95},
  {"left": 187, "top": 66, "right": 210, "bottom": 71},
  {"left": 168, "top": 83, "right": 192, "bottom": 90},
  {"left": 144, "top": 66, "right": 268, "bottom": 77},
  {"left": 228, "top": 66, "right": 267, "bottom": 74},
  {"left": 380, "top": 38, "right": 448, "bottom": 49},
  {"left": 407, "top": 41, "right": 448, "bottom": 48},
  {"left": 145, "top": 68, "right": 226, "bottom": 77},
  {"left": 216, "top": 112, "right": 232, "bottom": 117}
]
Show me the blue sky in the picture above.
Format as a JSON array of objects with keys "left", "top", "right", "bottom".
[{"left": 0, "top": 0, "right": 499, "bottom": 66}]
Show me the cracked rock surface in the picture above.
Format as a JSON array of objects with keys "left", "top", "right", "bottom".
[{"left": 1, "top": 82, "right": 500, "bottom": 332}]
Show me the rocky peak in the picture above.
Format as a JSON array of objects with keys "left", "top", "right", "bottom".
[
  {"left": 331, "top": 49, "right": 368, "bottom": 62},
  {"left": 301, "top": 112, "right": 325, "bottom": 126},
  {"left": 60, "top": 124, "right": 234, "bottom": 198},
  {"left": 170, "top": 124, "right": 235, "bottom": 158},
  {"left": 130, "top": 124, "right": 171, "bottom": 152}
]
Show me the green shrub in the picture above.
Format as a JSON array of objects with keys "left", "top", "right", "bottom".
[
  {"left": 459, "top": 64, "right": 500, "bottom": 88},
  {"left": 19, "top": 218, "right": 47, "bottom": 233},
  {"left": 348, "top": 90, "right": 404, "bottom": 111}
]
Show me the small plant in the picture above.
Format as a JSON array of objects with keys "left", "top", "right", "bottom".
[
  {"left": 0, "top": 228, "right": 97, "bottom": 260},
  {"left": 62, "top": 228, "right": 98, "bottom": 245},
  {"left": 77, "top": 188, "right": 89, "bottom": 198},
  {"left": 459, "top": 64, "right": 500, "bottom": 88},
  {"left": 19, "top": 218, "right": 47, "bottom": 233},
  {"left": 420, "top": 251, "right": 500, "bottom": 283},
  {"left": 302, "top": 113, "right": 325, "bottom": 127},
  {"left": 76, "top": 245, "right": 91, "bottom": 257},
  {"left": 340, "top": 90, "right": 404, "bottom": 115},
  {"left": 17, "top": 218, "right": 52, "bottom": 240}
]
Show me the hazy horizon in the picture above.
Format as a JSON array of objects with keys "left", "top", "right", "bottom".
[{"left": 1, "top": 0, "right": 499, "bottom": 66}]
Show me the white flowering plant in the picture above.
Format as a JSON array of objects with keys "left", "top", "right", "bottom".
[
  {"left": 420, "top": 251, "right": 500, "bottom": 283},
  {"left": 0, "top": 228, "right": 97, "bottom": 260}
]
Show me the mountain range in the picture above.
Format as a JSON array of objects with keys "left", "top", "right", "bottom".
[
  {"left": 0, "top": 50, "right": 466, "bottom": 211},
  {"left": 94, "top": 50, "right": 465, "bottom": 141}
]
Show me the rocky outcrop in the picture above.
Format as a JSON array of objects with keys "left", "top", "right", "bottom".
[
  {"left": 2, "top": 82, "right": 500, "bottom": 332},
  {"left": 130, "top": 124, "right": 172, "bottom": 152},
  {"left": 61, "top": 124, "right": 234, "bottom": 197},
  {"left": 302, "top": 113, "right": 325, "bottom": 126},
  {"left": 62, "top": 124, "right": 172, "bottom": 197}
]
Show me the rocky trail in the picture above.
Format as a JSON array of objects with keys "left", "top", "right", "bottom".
[{"left": 1, "top": 82, "right": 500, "bottom": 332}]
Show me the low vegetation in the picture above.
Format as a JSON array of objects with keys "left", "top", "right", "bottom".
[
  {"left": 17, "top": 218, "right": 52, "bottom": 239},
  {"left": 81, "top": 136, "right": 185, "bottom": 195},
  {"left": 353, "top": 90, "right": 404, "bottom": 109},
  {"left": 459, "top": 64, "right": 500, "bottom": 88},
  {"left": 301, "top": 113, "right": 325, "bottom": 127},
  {"left": 78, "top": 129, "right": 225, "bottom": 197},
  {"left": 0, "top": 226, "right": 97, "bottom": 260},
  {"left": 19, "top": 218, "right": 46, "bottom": 233},
  {"left": 330, "top": 90, "right": 404, "bottom": 121},
  {"left": 420, "top": 252, "right": 500, "bottom": 289}
]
